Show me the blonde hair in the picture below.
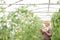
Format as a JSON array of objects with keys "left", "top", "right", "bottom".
[{"left": 44, "top": 21, "right": 50, "bottom": 26}]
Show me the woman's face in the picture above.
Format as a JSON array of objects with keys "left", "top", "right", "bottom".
[{"left": 44, "top": 21, "right": 50, "bottom": 27}]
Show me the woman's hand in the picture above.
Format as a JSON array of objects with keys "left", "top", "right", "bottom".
[
  {"left": 40, "top": 29, "right": 45, "bottom": 33},
  {"left": 40, "top": 29, "right": 42, "bottom": 32}
]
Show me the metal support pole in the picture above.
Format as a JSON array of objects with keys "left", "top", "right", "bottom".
[{"left": 48, "top": 0, "right": 50, "bottom": 12}]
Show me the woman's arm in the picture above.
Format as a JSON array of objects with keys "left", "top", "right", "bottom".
[
  {"left": 44, "top": 31, "right": 51, "bottom": 36},
  {"left": 44, "top": 29, "right": 52, "bottom": 37}
]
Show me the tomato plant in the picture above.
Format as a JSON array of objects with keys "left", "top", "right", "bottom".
[
  {"left": 51, "top": 9, "right": 60, "bottom": 40},
  {"left": 0, "top": 6, "right": 43, "bottom": 40}
]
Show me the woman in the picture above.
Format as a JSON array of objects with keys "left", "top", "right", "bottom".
[{"left": 40, "top": 21, "right": 52, "bottom": 40}]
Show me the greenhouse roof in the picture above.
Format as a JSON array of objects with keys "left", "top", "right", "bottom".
[{"left": 0, "top": 0, "right": 60, "bottom": 21}]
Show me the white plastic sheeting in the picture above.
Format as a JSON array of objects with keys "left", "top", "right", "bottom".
[{"left": 0, "top": 0, "right": 60, "bottom": 21}]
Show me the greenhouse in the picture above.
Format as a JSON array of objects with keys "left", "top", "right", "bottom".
[{"left": 0, "top": 0, "right": 60, "bottom": 40}]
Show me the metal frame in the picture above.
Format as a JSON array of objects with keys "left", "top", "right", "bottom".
[{"left": 0, "top": 0, "right": 60, "bottom": 13}]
